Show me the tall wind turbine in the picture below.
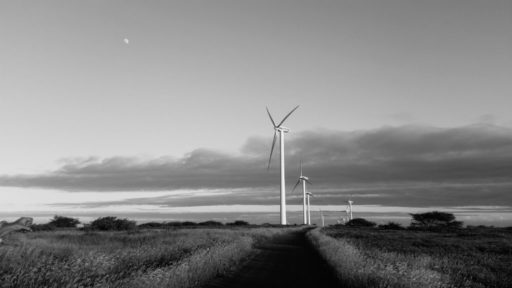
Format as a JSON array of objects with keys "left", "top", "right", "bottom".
[
  {"left": 267, "top": 105, "right": 300, "bottom": 225},
  {"left": 306, "top": 192, "right": 313, "bottom": 225},
  {"left": 292, "top": 161, "right": 312, "bottom": 225}
]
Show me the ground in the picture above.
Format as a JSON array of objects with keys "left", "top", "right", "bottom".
[{"left": 203, "top": 228, "right": 340, "bottom": 288}]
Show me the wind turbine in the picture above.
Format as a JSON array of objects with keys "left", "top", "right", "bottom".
[
  {"left": 267, "top": 105, "right": 299, "bottom": 225},
  {"left": 346, "top": 199, "right": 354, "bottom": 221},
  {"left": 306, "top": 192, "right": 313, "bottom": 225},
  {"left": 292, "top": 161, "right": 312, "bottom": 225}
]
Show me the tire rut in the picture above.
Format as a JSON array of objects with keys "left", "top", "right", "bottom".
[{"left": 203, "top": 229, "right": 341, "bottom": 288}]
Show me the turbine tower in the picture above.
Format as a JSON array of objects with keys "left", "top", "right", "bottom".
[
  {"left": 306, "top": 192, "right": 313, "bottom": 225},
  {"left": 347, "top": 199, "right": 354, "bottom": 221},
  {"left": 267, "top": 105, "right": 299, "bottom": 225},
  {"left": 292, "top": 161, "right": 312, "bottom": 225}
]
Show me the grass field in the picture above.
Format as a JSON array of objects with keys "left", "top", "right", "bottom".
[
  {"left": 0, "top": 227, "right": 288, "bottom": 288},
  {"left": 308, "top": 226, "right": 512, "bottom": 288}
]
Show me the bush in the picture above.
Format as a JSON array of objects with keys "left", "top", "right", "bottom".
[
  {"left": 378, "top": 222, "right": 404, "bottom": 230},
  {"left": 227, "top": 220, "right": 249, "bottom": 226},
  {"left": 138, "top": 222, "right": 165, "bottom": 229},
  {"left": 49, "top": 215, "right": 80, "bottom": 228},
  {"left": 198, "top": 221, "right": 223, "bottom": 226},
  {"left": 90, "top": 216, "right": 136, "bottom": 231},
  {"left": 346, "top": 218, "right": 376, "bottom": 227},
  {"left": 30, "top": 223, "right": 56, "bottom": 231},
  {"left": 165, "top": 221, "right": 184, "bottom": 227},
  {"left": 410, "top": 211, "right": 463, "bottom": 229}
]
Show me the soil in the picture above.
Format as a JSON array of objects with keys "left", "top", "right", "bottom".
[{"left": 203, "top": 228, "right": 341, "bottom": 288}]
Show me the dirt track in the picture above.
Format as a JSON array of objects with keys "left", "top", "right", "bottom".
[{"left": 203, "top": 229, "right": 341, "bottom": 288}]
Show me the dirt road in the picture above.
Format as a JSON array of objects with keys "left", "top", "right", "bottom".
[{"left": 203, "top": 229, "right": 341, "bottom": 288}]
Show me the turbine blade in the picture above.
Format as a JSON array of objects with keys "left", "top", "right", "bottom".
[
  {"left": 292, "top": 179, "right": 301, "bottom": 193},
  {"left": 300, "top": 160, "right": 303, "bottom": 176},
  {"left": 266, "top": 107, "right": 277, "bottom": 127},
  {"left": 305, "top": 179, "right": 312, "bottom": 185},
  {"left": 267, "top": 131, "right": 277, "bottom": 170},
  {"left": 277, "top": 105, "right": 299, "bottom": 127}
]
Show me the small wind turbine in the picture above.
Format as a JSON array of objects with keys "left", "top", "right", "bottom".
[
  {"left": 347, "top": 199, "right": 354, "bottom": 221},
  {"left": 320, "top": 209, "right": 325, "bottom": 227},
  {"left": 306, "top": 192, "right": 313, "bottom": 225},
  {"left": 266, "top": 105, "right": 300, "bottom": 225},
  {"left": 292, "top": 161, "right": 312, "bottom": 225}
]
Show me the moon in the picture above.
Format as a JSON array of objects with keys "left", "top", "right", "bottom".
[{"left": 123, "top": 38, "right": 130, "bottom": 45}]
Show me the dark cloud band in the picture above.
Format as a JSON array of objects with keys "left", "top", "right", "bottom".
[{"left": 1, "top": 124, "right": 512, "bottom": 192}]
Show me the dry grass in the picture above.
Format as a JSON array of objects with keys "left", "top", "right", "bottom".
[
  {"left": 307, "top": 228, "right": 451, "bottom": 288},
  {"left": 307, "top": 226, "right": 512, "bottom": 288},
  {"left": 0, "top": 227, "right": 287, "bottom": 288}
]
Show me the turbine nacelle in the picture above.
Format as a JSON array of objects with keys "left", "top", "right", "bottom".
[
  {"left": 266, "top": 105, "right": 299, "bottom": 170},
  {"left": 292, "top": 161, "right": 312, "bottom": 193},
  {"left": 276, "top": 126, "right": 290, "bottom": 133}
]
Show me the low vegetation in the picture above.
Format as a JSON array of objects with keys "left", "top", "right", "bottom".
[
  {"left": 0, "top": 222, "right": 288, "bottom": 288},
  {"left": 49, "top": 215, "right": 80, "bottom": 228},
  {"left": 89, "top": 216, "right": 137, "bottom": 231},
  {"left": 410, "top": 211, "right": 463, "bottom": 229},
  {"left": 345, "top": 218, "right": 377, "bottom": 227},
  {"left": 307, "top": 212, "right": 512, "bottom": 288}
]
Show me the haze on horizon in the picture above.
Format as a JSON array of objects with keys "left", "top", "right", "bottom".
[{"left": 0, "top": 0, "right": 511, "bottom": 225}]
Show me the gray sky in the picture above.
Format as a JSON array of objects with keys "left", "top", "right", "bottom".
[{"left": 0, "top": 1, "right": 511, "bottom": 224}]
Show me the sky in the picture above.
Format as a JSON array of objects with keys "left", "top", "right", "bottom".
[{"left": 0, "top": 0, "right": 511, "bottom": 225}]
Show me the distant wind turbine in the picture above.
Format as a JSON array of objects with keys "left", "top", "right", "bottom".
[
  {"left": 347, "top": 199, "right": 354, "bottom": 221},
  {"left": 267, "top": 105, "right": 300, "bottom": 225},
  {"left": 306, "top": 192, "right": 313, "bottom": 225},
  {"left": 292, "top": 161, "right": 312, "bottom": 225}
]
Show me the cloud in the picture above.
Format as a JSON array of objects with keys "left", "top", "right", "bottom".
[{"left": 1, "top": 124, "right": 512, "bottom": 200}]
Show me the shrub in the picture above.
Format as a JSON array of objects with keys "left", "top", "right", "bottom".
[
  {"left": 165, "top": 222, "right": 184, "bottom": 227},
  {"left": 49, "top": 215, "right": 80, "bottom": 228},
  {"left": 90, "top": 216, "right": 137, "bottom": 231},
  {"left": 30, "top": 223, "right": 56, "bottom": 231},
  {"left": 346, "top": 218, "right": 376, "bottom": 227},
  {"left": 227, "top": 220, "right": 249, "bottom": 226},
  {"left": 198, "top": 221, "right": 223, "bottom": 226},
  {"left": 409, "top": 211, "right": 463, "bottom": 229},
  {"left": 378, "top": 222, "right": 404, "bottom": 230},
  {"left": 138, "top": 222, "right": 166, "bottom": 229},
  {"left": 181, "top": 221, "right": 197, "bottom": 226}
]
